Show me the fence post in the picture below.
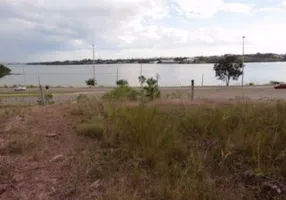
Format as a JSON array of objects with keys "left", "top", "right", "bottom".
[
  {"left": 191, "top": 80, "right": 194, "bottom": 101},
  {"left": 116, "top": 68, "right": 119, "bottom": 87},
  {"left": 38, "top": 74, "right": 45, "bottom": 106},
  {"left": 39, "top": 85, "right": 45, "bottom": 106}
]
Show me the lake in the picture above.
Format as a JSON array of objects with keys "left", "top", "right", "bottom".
[{"left": 1, "top": 62, "right": 286, "bottom": 87}]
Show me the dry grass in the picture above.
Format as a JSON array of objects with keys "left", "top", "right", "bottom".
[
  {"left": 0, "top": 100, "right": 285, "bottom": 199},
  {"left": 71, "top": 100, "right": 286, "bottom": 200}
]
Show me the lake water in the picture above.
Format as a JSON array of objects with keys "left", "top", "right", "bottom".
[{"left": 1, "top": 62, "right": 286, "bottom": 87}]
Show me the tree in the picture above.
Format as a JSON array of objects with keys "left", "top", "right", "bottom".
[
  {"left": 116, "top": 79, "right": 128, "bottom": 87},
  {"left": 213, "top": 55, "right": 243, "bottom": 86},
  {"left": 143, "top": 77, "right": 160, "bottom": 100},
  {"left": 0, "top": 64, "right": 11, "bottom": 78},
  {"left": 138, "top": 75, "right": 146, "bottom": 87},
  {"left": 85, "top": 78, "right": 97, "bottom": 87}
]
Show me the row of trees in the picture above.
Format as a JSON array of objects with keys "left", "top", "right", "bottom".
[
  {"left": 0, "top": 64, "right": 11, "bottom": 79},
  {"left": 0, "top": 56, "right": 263, "bottom": 87},
  {"left": 27, "top": 53, "right": 286, "bottom": 65}
]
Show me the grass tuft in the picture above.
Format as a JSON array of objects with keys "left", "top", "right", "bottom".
[{"left": 77, "top": 117, "right": 104, "bottom": 139}]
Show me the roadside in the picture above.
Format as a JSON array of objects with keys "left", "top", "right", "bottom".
[{"left": 1, "top": 85, "right": 285, "bottom": 105}]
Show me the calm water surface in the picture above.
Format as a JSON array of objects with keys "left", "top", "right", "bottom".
[{"left": 1, "top": 62, "right": 286, "bottom": 87}]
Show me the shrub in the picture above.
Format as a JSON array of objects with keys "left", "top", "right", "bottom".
[
  {"left": 103, "top": 86, "right": 138, "bottom": 101},
  {"left": 139, "top": 76, "right": 160, "bottom": 100},
  {"left": 116, "top": 79, "right": 128, "bottom": 87},
  {"left": 249, "top": 82, "right": 254, "bottom": 86},
  {"left": 86, "top": 78, "right": 97, "bottom": 87}
]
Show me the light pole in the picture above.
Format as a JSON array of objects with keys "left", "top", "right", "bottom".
[
  {"left": 241, "top": 36, "right": 245, "bottom": 87},
  {"left": 23, "top": 65, "right": 26, "bottom": 87},
  {"left": 92, "top": 44, "right": 95, "bottom": 88}
]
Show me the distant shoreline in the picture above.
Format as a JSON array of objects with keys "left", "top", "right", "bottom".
[{"left": 24, "top": 60, "right": 286, "bottom": 65}]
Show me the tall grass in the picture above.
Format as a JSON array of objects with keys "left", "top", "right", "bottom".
[{"left": 74, "top": 101, "right": 286, "bottom": 199}]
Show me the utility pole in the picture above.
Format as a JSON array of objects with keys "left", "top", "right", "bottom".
[
  {"left": 241, "top": 36, "right": 245, "bottom": 88},
  {"left": 92, "top": 44, "right": 95, "bottom": 88},
  {"left": 23, "top": 65, "right": 26, "bottom": 87},
  {"left": 116, "top": 68, "right": 119, "bottom": 87}
]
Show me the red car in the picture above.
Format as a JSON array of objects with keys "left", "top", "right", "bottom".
[{"left": 274, "top": 84, "right": 286, "bottom": 89}]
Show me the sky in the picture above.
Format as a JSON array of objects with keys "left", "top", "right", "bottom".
[{"left": 0, "top": 0, "right": 286, "bottom": 62}]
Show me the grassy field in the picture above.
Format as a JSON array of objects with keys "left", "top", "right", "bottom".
[{"left": 0, "top": 98, "right": 285, "bottom": 199}]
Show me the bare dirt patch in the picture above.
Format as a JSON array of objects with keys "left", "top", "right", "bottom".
[{"left": 0, "top": 105, "right": 84, "bottom": 200}]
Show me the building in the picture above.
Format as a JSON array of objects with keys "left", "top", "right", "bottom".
[
  {"left": 158, "top": 59, "right": 176, "bottom": 64},
  {"left": 181, "top": 57, "right": 195, "bottom": 63}
]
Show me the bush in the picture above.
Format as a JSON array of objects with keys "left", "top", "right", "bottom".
[
  {"left": 86, "top": 78, "right": 97, "bottom": 87},
  {"left": 103, "top": 86, "right": 138, "bottom": 101},
  {"left": 0, "top": 64, "right": 11, "bottom": 78},
  {"left": 116, "top": 79, "right": 128, "bottom": 87},
  {"left": 249, "top": 82, "right": 254, "bottom": 86},
  {"left": 138, "top": 75, "right": 160, "bottom": 101}
]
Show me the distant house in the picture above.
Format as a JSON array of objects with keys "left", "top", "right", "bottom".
[
  {"left": 158, "top": 59, "right": 176, "bottom": 64},
  {"left": 181, "top": 57, "right": 195, "bottom": 64}
]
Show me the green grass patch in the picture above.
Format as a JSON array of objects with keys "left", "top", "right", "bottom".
[
  {"left": 0, "top": 93, "right": 41, "bottom": 97},
  {"left": 102, "top": 86, "right": 139, "bottom": 101},
  {"left": 72, "top": 101, "right": 286, "bottom": 199}
]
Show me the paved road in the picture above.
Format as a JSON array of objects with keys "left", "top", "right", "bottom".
[{"left": 1, "top": 86, "right": 286, "bottom": 104}]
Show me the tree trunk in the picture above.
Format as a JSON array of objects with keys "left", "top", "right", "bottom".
[{"left": 226, "top": 78, "right": 230, "bottom": 86}]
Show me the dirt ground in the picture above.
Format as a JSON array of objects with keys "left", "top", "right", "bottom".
[{"left": 0, "top": 105, "right": 88, "bottom": 200}]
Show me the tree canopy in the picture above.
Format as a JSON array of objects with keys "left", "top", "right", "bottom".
[
  {"left": 85, "top": 78, "right": 97, "bottom": 86},
  {"left": 213, "top": 55, "right": 243, "bottom": 86},
  {"left": 116, "top": 79, "right": 129, "bottom": 87},
  {"left": 0, "top": 64, "right": 11, "bottom": 78}
]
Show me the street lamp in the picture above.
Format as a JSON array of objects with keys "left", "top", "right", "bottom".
[
  {"left": 92, "top": 44, "right": 95, "bottom": 88},
  {"left": 241, "top": 36, "right": 245, "bottom": 87}
]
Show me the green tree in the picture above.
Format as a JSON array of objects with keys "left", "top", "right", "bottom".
[
  {"left": 0, "top": 64, "right": 11, "bottom": 78},
  {"left": 213, "top": 55, "right": 243, "bottom": 86},
  {"left": 85, "top": 78, "right": 97, "bottom": 87},
  {"left": 144, "top": 78, "right": 160, "bottom": 100},
  {"left": 138, "top": 75, "right": 146, "bottom": 87},
  {"left": 116, "top": 79, "right": 128, "bottom": 87}
]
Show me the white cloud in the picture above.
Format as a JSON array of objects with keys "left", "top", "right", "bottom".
[
  {"left": 172, "top": 0, "right": 252, "bottom": 19},
  {"left": 0, "top": 0, "right": 285, "bottom": 62},
  {"left": 257, "top": 7, "right": 282, "bottom": 12}
]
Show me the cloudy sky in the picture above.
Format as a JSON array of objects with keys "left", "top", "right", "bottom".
[{"left": 1, "top": 0, "right": 286, "bottom": 62}]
